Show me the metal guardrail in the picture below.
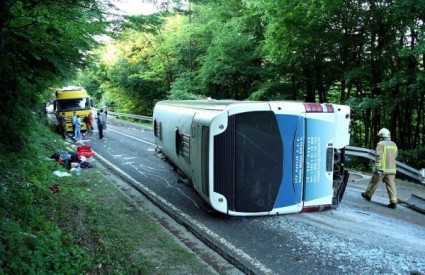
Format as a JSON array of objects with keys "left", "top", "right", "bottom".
[
  {"left": 345, "top": 146, "right": 425, "bottom": 184},
  {"left": 92, "top": 108, "right": 153, "bottom": 123},
  {"left": 108, "top": 111, "right": 153, "bottom": 123}
]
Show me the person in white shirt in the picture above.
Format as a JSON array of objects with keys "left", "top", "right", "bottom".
[{"left": 74, "top": 115, "right": 83, "bottom": 140}]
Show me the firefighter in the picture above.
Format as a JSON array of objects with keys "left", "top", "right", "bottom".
[{"left": 361, "top": 128, "right": 398, "bottom": 209}]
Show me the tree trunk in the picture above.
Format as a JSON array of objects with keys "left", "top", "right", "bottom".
[
  {"left": 314, "top": 52, "right": 326, "bottom": 103},
  {"left": 304, "top": 68, "right": 315, "bottom": 102}
]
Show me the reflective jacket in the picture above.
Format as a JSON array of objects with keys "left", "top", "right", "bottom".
[{"left": 375, "top": 139, "right": 398, "bottom": 174}]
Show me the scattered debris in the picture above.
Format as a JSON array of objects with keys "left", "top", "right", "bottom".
[
  {"left": 53, "top": 171, "right": 71, "bottom": 177},
  {"left": 50, "top": 145, "right": 95, "bottom": 175},
  {"left": 50, "top": 184, "right": 60, "bottom": 193}
]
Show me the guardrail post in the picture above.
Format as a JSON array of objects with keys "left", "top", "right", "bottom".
[{"left": 420, "top": 168, "right": 425, "bottom": 184}]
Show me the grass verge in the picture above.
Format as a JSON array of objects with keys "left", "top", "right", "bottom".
[{"left": 0, "top": 116, "right": 215, "bottom": 274}]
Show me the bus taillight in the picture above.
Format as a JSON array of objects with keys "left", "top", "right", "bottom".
[{"left": 304, "top": 103, "right": 335, "bottom": 113}]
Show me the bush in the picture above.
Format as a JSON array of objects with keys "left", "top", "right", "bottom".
[
  {"left": 397, "top": 146, "right": 425, "bottom": 169},
  {"left": 345, "top": 155, "right": 373, "bottom": 173}
]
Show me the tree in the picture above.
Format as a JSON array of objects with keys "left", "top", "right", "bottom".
[
  {"left": 0, "top": 0, "right": 108, "bottom": 150},
  {"left": 77, "top": 14, "right": 179, "bottom": 115},
  {"left": 75, "top": 0, "right": 425, "bottom": 160},
  {"left": 177, "top": 0, "right": 266, "bottom": 99}
]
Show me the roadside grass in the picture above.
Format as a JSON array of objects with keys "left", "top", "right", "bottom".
[
  {"left": 0, "top": 116, "right": 215, "bottom": 274},
  {"left": 55, "top": 166, "right": 214, "bottom": 274}
]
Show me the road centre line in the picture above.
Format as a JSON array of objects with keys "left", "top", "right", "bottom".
[{"left": 109, "top": 129, "right": 156, "bottom": 146}]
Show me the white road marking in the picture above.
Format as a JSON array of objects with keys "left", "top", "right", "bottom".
[
  {"left": 123, "top": 157, "right": 137, "bottom": 160},
  {"left": 109, "top": 129, "right": 155, "bottom": 146},
  {"left": 94, "top": 151, "right": 273, "bottom": 274},
  {"left": 126, "top": 162, "right": 201, "bottom": 208},
  {"left": 103, "top": 143, "right": 200, "bottom": 208}
]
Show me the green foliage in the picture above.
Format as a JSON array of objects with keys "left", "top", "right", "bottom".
[
  {"left": 0, "top": 117, "right": 215, "bottom": 274},
  {"left": 248, "top": 82, "right": 296, "bottom": 101},
  {"left": 0, "top": 119, "right": 89, "bottom": 274},
  {"left": 76, "top": 14, "right": 179, "bottom": 115},
  {"left": 0, "top": 0, "right": 108, "bottom": 152},
  {"left": 55, "top": 169, "right": 213, "bottom": 274},
  {"left": 73, "top": 0, "right": 424, "bottom": 154},
  {"left": 398, "top": 146, "right": 425, "bottom": 169},
  {"left": 346, "top": 156, "right": 373, "bottom": 173},
  {"left": 169, "top": 72, "right": 205, "bottom": 99},
  {"left": 198, "top": 30, "right": 258, "bottom": 98},
  {"left": 167, "top": 89, "right": 205, "bottom": 100},
  {"left": 121, "top": 14, "right": 166, "bottom": 34},
  {"left": 2, "top": 0, "right": 424, "bottom": 153}
]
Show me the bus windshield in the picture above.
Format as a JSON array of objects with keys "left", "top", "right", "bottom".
[
  {"left": 56, "top": 98, "right": 90, "bottom": 111},
  {"left": 234, "top": 111, "right": 283, "bottom": 212}
]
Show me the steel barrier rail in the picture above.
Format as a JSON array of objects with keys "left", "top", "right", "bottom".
[
  {"left": 108, "top": 111, "right": 153, "bottom": 123},
  {"left": 91, "top": 108, "right": 153, "bottom": 123},
  {"left": 345, "top": 145, "right": 425, "bottom": 184}
]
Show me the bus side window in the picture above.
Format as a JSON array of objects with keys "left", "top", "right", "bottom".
[{"left": 154, "top": 120, "right": 162, "bottom": 140}]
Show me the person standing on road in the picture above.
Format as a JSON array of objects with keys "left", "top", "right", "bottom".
[
  {"left": 74, "top": 115, "right": 83, "bottom": 140},
  {"left": 97, "top": 110, "right": 104, "bottom": 139},
  {"left": 361, "top": 128, "right": 398, "bottom": 209},
  {"left": 72, "top": 111, "right": 77, "bottom": 137},
  {"left": 87, "top": 112, "right": 94, "bottom": 133},
  {"left": 59, "top": 112, "right": 67, "bottom": 139},
  {"left": 100, "top": 109, "right": 107, "bottom": 131}
]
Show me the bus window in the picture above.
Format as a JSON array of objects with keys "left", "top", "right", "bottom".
[{"left": 234, "top": 111, "right": 283, "bottom": 212}]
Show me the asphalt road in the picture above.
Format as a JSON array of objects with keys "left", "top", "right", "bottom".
[{"left": 77, "top": 117, "right": 425, "bottom": 275}]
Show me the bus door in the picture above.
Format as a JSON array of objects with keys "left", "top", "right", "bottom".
[
  {"left": 303, "top": 113, "right": 336, "bottom": 207},
  {"left": 191, "top": 112, "right": 215, "bottom": 202}
]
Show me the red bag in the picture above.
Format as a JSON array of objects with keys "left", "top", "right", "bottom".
[{"left": 77, "top": 145, "right": 95, "bottom": 157}]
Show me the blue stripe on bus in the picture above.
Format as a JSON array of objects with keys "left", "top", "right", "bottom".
[{"left": 273, "top": 114, "right": 304, "bottom": 208}]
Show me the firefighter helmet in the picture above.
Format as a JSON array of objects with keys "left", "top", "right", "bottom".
[{"left": 378, "top": 128, "right": 391, "bottom": 138}]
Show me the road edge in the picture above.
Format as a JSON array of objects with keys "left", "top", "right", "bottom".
[{"left": 93, "top": 150, "right": 272, "bottom": 275}]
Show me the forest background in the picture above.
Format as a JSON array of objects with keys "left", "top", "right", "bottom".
[
  {"left": 1, "top": 0, "right": 424, "bottom": 167},
  {"left": 0, "top": 0, "right": 424, "bottom": 272}
]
